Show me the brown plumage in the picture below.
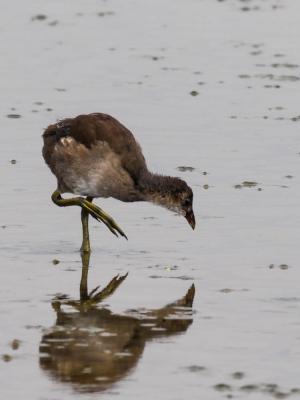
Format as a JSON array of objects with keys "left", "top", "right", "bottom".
[{"left": 42, "top": 113, "right": 195, "bottom": 230}]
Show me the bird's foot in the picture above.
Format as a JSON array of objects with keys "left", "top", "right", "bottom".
[
  {"left": 81, "top": 200, "right": 127, "bottom": 239},
  {"left": 51, "top": 190, "right": 127, "bottom": 239}
]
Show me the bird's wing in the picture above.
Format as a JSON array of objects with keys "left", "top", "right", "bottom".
[{"left": 44, "top": 113, "right": 148, "bottom": 184}]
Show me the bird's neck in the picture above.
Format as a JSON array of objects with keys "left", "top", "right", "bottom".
[{"left": 138, "top": 171, "right": 179, "bottom": 209}]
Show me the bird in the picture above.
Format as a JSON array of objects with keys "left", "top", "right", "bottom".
[{"left": 42, "top": 113, "right": 195, "bottom": 253}]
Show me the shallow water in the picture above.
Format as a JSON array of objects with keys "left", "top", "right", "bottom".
[{"left": 1, "top": 0, "right": 300, "bottom": 399}]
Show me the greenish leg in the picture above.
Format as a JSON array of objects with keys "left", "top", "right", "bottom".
[
  {"left": 80, "top": 251, "right": 90, "bottom": 301},
  {"left": 51, "top": 190, "right": 127, "bottom": 240},
  {"left": 80, "top": 196, "right": 93, "bottom": 254}
]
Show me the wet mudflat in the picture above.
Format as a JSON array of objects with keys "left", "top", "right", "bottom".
[{"left": 1, "top": 0, "right": 300, "bottom": 399}]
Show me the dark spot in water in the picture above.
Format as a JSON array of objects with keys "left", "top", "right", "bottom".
[
  {"left": 261, "top": 383, "right": 278, "bottom": 393},
  {"left": 239, "top": 74, "right": 251, "bottom": 79},
  {"left": 285, "top": 175, "right": 293, "bottom": 179},
  {"left": 25, "top": 325, "right": 43, "bottom": 330},
  {"left": 202, "top": 171, "right": 208, "bottom": 175},
  {"left": 291, "top": 116, "right": 300, "bottom": 121},
  {"left": 242, "top": 181, "right": 257, "bottom": 187},
  {"left": 31, "top": 14, "right": 47, "bottom": 21},
  {"left": 7, "top": 114, "right": 21, "bottom": 119},
  {"left": 161, "top": 67, "right": 182, "bottom": 71},
  {"left": 269, "top": 263, "right": 290, "bottom": 270},
  {"left": 273, "top": 392, "right": 289, "bottom": 399},
  {"left": 291, "top": 388, "right": 300, "bottom": 394},
  {"left": 241, "top": 6, "right": 251, "bottom": 12},
  {"left": 220, "top": 288, "right": 234, "bottom": 293},
  {"left": 147, "top": 264, "right": 180, "bottom": 271},
  {"left": 11, "top": 339, "right": 21, "bottom": 350},
  {"left": 250, "top": 50, "right": 262, "bottom": 56},
  {"left": 177, "top": 166, "right": 195, "bottom": 172},
  {"left": 10, "top": 159, "right": 17, "bottom": 164},
  {"left": 234, "top": 181, "right": 257, "bottom": 189},
  {"left": 34, "top": 101, "right": 43, "bottom": 105},
  {"left": 203, "top": 184, "right": 209, "bottom": 190},
  {"left": 190, "top": 90, "right": 199, "bottom": 96},
  {"left": 2, "top": 354, "right": 12, "bottom": 362},
  {"left": 46, "top": 108, "right": 53, "bottom": 112},
  {"left": 52, "top": 259, "right": 60, "bottom": 265},
  {"left": 48, "top": 20, "right": 59, "bottom": 26},
  {"left": 269, "top": 106, "right": 285, "bottom": 110},
  {"left": 279, "top": 264, "right": 289, "bottom": 270},
  {"left": 186, "top": 365, "right": 206, "bottom": 372},
  {"left": 232, "top": 371, "right": 245, "bottom": 380},
  {"left": 149, "top": 275, "right": 193, "bottom": 281},
  {"left": 55, "top": 88, "right": 66, "bottom": 92},
  {"left": 97, "top": 11, "right": 115, "bottom": 17},
  {"left": 214, "top": 383, "right": 232, "bottom": 392},
  {"left": 240, "top": 384, "right": 259, "bottom": 392},
  {"left": 264, "top": 84, "right": 281, "bottom": 88},
  {"left": 271, "top": 63, "right": 299, "bottom": 69},
  {"left": 257, "top": 74, "right": 300, "bottom": 82}
]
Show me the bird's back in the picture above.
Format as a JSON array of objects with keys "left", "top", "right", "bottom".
[{"left": 43, "top": 113, "right": 148, "bottom": 199}]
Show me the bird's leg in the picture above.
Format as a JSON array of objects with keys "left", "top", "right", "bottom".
[
  {"left": 51, "top": 190, "right": 127, "bottom": 239},
  {"left": 80, "top": 196, "right": 93, "bottom": 254},
  {"left": 80, "top": 250, "right": 90, "bottom": 301}
]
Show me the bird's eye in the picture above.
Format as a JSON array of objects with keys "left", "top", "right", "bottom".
[{"left": 182, "top": 198, "right": 191, "bottom": 207}]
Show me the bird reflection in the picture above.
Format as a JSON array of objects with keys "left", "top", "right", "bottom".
[{"left": 39, "top": 252, "right": 195, "bottom": 393}]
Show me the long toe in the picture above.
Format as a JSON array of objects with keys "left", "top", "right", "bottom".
[{"left": 83, "top": 200, "right": 128, "bottom": 239}]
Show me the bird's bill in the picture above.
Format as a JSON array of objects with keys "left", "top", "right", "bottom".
[{"left": 185, "top": 209, "right": 196, "bottom": 230}]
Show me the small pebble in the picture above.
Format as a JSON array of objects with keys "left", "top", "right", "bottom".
[
  {"left": 2, "top": 354, "right": 12, "bottom": 362},
  {"left": 177, "top": 166, "right": 195, "bottom": 172},
  {"left": 232, "top": 371, "right": 245, "bottom": 379},
  {"left": 11, "top": 339, "right": 21, "bottom": 350},
  {"left": 31, "top": 14, "right": 47, "bottom": 21},
  {"left": 279, "top": 264, "right": 289, "bottom": 270},
  {"left": 7, "top": 114, "right": 21, "bottom": 119},
  {"left": 220, "top": 288, "right": 234, "bottom": 293},
  {"left": 214, "top": 383, "right": 232, "bottom": 392},
  {"left": 187, "top": 365, "right": 206, "bottom": 372}
]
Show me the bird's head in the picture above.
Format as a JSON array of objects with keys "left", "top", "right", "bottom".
[
  {"left": 148, "top": 176, "right": 195, "bottom": 230},
  {"left": 171, "top": 180, "right": 195, "bottom": 230}
]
